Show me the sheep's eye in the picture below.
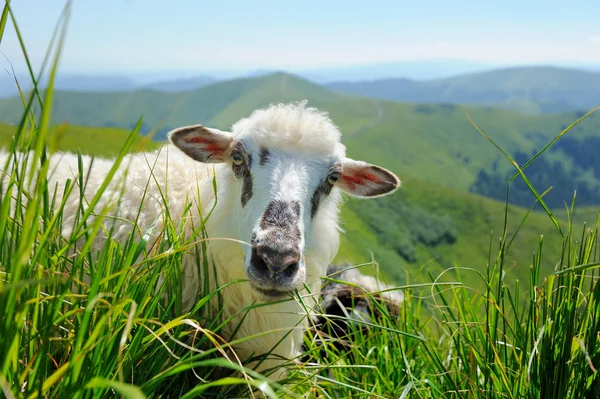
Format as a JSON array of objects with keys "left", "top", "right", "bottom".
[
  {"left": 232, "top": 152, "right": 244, "bottom": 166},
  {"left": 327, "top": 173, "right": 340, "bottom": 185}
]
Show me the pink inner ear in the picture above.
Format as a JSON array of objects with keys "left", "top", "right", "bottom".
[
  {"left": 184, "top": 136, "right": 225, "bottom": 155},
  {"left": 341, "top": 175, "right": 360, "bottom": 190},
  {"left": 363, "top": 172, "right": 382, "bottom": 184},
  {"left": 342, "top": 170, "right": 382, "bottom": 190},
  {"left": 186, "top": 137, "right": 207, "bottom": 144},
  {"left": 205, "top": 144, "right": 224, "bottom": 155}
]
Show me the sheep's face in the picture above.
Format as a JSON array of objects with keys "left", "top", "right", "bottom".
[{"left": 168, "top": 111, "right": 400, "bottom": 301}]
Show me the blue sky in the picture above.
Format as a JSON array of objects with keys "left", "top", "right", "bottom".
[{"left": 2, "top": 0, "right": 600, "bottom": 75}]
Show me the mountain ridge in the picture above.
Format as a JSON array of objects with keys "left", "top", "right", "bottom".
[{"left": 326, "top": 65, "right": 600, "bottom": 114}]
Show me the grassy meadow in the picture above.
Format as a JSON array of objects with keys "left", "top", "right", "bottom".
[
  {"left": 1, "top": 2, "right": 600, "bottom": 398},
  {"left": 0, "top": 123, "right": 160, "bottom": 156}
]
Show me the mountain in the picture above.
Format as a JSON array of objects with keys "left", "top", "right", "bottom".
[
  {"left": 295, "top": 59, "right": 494, "bottom": 83},
  {"left": 1, "top": 71, "right": 599, "bottom": 198},
  {"left": 142, "top": 75, "right": 217, "bottom": 92},
  {"left": 327, "top": 66, "right": 600, "bottom": 114},
  {"left": 0, "top": 72, "right": 218, "bottom": 98},
  {"left": 0, "top": 73, "right": 141, "bottom": 98},
  {"left": 0, "top": 72, "right": 351, "bottom": 140},
  {"left": 336, "top": 174, "right": 594, "bottom": 290}
]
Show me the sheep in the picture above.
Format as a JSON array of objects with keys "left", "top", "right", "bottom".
[
  {"left": 303, "top": 264, "right": 404, "bottom": 359},
  {"left": 0, "top": 101, "right": 400, "bottom": 378}
]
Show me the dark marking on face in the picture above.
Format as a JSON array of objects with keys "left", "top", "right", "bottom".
[
  {"left": 291, "top": 201, "right": 301, "bottom": 218},
  {"left": 260, "top": 200, "right": 301, "bottom": 230},
  {"left": 241, "top": 176, "right": 253, "bottom": 207},
  {"left": 259, "top": 147, "right": 270, "bottom": 166},
  {"left": 310, "top": 162, "right": 342, "bottom": 218},
  {"left": 231, "top": 141, "right": 254, "bottom": 207},
  {"left": 310, "top": 180, "right": 333, "bottom": 219},
  {"left": 293, "top": 225, "right": 301, "bottom": 242},
  {"left": 250, "top": 200, "right": 304, "bottom": 287}
]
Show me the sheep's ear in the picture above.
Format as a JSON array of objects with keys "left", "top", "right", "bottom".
[
  {"left": 168, "top": 124, "right": 233, "bottom": 163},
  {"left": 336, "top": 158, "right": 400, "bottom": 198}
]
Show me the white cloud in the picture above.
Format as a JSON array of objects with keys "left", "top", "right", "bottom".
[{"left": 589, "top": 36, "right": 600, "bottom": 45}]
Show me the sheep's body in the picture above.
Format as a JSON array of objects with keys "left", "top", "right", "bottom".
[
  {"left": 1, "top": 101, "right": 400, "bottom": 378},
  {"left": 320, "top": 264, "right": 405, "bottom": 312},
  {"left": 1, "top": 145, "right": 333, "bottom": 373},
  {"left": 3, "top": 148, "right": 235, "bottom": 300},
  {"left": 304, "top": 265, "right": 404, "bottom": 358}
]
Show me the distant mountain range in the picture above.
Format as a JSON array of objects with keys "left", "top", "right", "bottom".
[
  {"left": 290, "top": 59, "right": 496, "bottom": 83},
  {"left": 3, "top": 60, "right": 600, "bottom": 99},
  {"left": 141, "top": 75, "right": 217, "bottom": 92},
  {"left": 0, "top": 74, "right": 138, "bottom": 97},
  {"left": 3, "top": 64, "right": 598, "bottom": 116},
  {"left": 327, "top": 66, "right": 600, "bottom": 114},
  {"left": 0, "top": 73, "right": 218, "bottom": 98}
]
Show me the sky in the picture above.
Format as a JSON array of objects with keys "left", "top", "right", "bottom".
[{"left": 1, "top": 0, "right": 600, "bottom": 77}]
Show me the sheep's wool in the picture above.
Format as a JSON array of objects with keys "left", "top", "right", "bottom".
[
  {"left": 0, "top": 101, "right": 355, "bottom": 377},
  {"left": 231, "top": 101, "right": 346, "bottom": 158}
]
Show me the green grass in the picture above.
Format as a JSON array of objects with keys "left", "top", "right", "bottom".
[
  {"left": 0, "top": 123, "right": 159, "bottom": 157},
  {"left": 337, "top": 176, "right": 568, "bottom": 286},
  {"left": 319, "top": 212, "right": 600, "bottom": 398},
  {"left": 1, "top": 1, "right": 600, "bottom": 398}
]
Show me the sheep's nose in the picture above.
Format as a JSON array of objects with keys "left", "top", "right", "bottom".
[{"left": 254, "top": 244, "right": 301, "bottom": 276}]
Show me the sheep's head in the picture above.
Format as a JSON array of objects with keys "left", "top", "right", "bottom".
[{"left": 168, "top": 102, "right": 400, "bottom": 301}]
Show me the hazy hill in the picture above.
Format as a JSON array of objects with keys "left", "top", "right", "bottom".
[
  {"left": 327, "top": 66, "right": 600, "bottom": 114},
  {"left": 142, "top": 75, "right": 217, "bottom": 92},
  {"left": 0, "top": 71, "right": 599, "bottom": 210},
  {"left": 295, "top": 59, "right": 494, "bottom": 82},
  {"left": 0, "top": 73, "right": 217, "bottom": 98},
  {"left": 0, "top": 59, "right": 494, "bottom": 98},
  {"left": 0, "top": 73, "right": 140, "bottom": 98}
]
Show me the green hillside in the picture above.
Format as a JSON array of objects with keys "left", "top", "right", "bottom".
[
  {"left": 335, "top": 174, "right": 589, "bottom": 293},
  {"left": 326, "top": 66, "right": 600, "bottom": 114},
  {"left": 0, "top": 73, "right": 367, "bottom": 139},
  {"left": 1, "top": 72, "right": 599, "bottom": 196},
  {"left": 0, "top": 123, "right": 159, "bottom": 156}
]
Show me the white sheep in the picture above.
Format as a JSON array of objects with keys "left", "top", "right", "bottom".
[
  {"left": 1, "top": 101, "right": 400, "bottom": 378},
  {"left": 303, "top": 264, "right": 405, "bottom": 363}
]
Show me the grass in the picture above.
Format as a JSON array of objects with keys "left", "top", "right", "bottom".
[
  {"left": 1, "top": 1, "right": 600, "bottom": 398},
  {"left": 337, "top": 175, "right": 571, "bottom": 289},
  {"left": 0, "top": 123, "right": 159, "bottom": 157}
]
